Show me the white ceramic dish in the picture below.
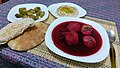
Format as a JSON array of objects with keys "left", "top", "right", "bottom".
[
  {"left": 7, "top": 3, "right": 49, "bottom": 22},
  {"left": 48, "top": 2, "right": 87, "bottom": 18},
  {"left": 45, "top": 17, "right": 110, "bottom": 63}
]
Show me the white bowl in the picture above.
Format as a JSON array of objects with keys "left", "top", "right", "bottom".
[
  {"left": 48, "top": 2, "right": 87, "bottom": 18},
  {"left": 45, "top": 17, "right": 110, "bottom": 63},
  {"left": 7, "top": 3, "right": 49, "bottom": 22}
]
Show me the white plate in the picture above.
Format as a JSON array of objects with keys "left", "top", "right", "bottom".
[
  {"left": 48, "top": 2, "right": 87, "bottom": 18},
  {"left": 7, "top": 3, "right": 49, "bottom": 22},
  {"left": 45, "top": 17, "right": 110, "bottom": 63}
]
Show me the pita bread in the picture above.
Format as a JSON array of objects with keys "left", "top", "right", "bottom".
[
  {"left": 8, "top": 22, "right": 48, "bottom": 51},
  {"left": 0, "top": 18, "right": 34, "bottom": 45}
]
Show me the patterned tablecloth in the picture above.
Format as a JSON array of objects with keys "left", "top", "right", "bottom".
[{"left": 0, "top": 0, "right": 120, "bottom": 68}]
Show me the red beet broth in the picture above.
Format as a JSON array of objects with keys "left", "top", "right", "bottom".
[{"left": 52, "top": 21, "right": 102, "bottom": 56}]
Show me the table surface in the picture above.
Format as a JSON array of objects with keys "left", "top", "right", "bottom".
[{"left": 0, "top": 0, "right": 120, "bottom": 68}]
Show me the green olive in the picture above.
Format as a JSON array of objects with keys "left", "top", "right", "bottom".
[
  {"left": 22, "top": 15, "right": 28, "bottom": 18},
  {"left": 15, "top": 14, "right": 23, "bottom": 18},
  {"left": 29, "top": 15, "right": 39, "bottom": 20},
  {"left": 20, "top": 11, "right": 27, "bottom": 15},
  {"left": 29, "top": 15, "right": 36, "bottom": 20},
  {"left": 39, "top": 11, "right": 45, "bottom": 17},
  {"left": 16, "top": 7, "right": 43, "bottom": 21},
  {"left": 34, "top": 7, "right": 41, "bottom": 12},
  {"left": 27, "top": 12, "right": 34, "bottom": 16},
  {"left": 19, "top": 8, "right": 27, "bottom": 15},
  {"left": 34, "top": 16, "right": 39, "bottom": 20},
  {"left": 36, "top": 11, "right": 40, "bottom": 17},
  {"left": 28, "top": 9, "right": 36, "bottom": 14},
  {"left": 19, "top": 8, "right": 26, "bottom": 12}
]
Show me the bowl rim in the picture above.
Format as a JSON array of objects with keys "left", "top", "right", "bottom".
[{"left": 45, "top": 17, "right": 110, "bottom": 63}]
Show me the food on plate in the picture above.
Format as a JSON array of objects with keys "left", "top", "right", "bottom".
[
  {"left": 15, "top": 14, "right": 23, "bottom": 18},
  {"left": 29, "top": 15, "right": 39, "bottom": 20},
  {"left": 52, "top": 21, "right": 102, "bottom": 56},
  {"left": 34, "top": 7, "right": 41, "bottom": 12},
  {"left": 15, "top": 7, "right": 45, "bottom": 20},
  {"left": 19, "top": 8, "right": 27, "bottom": 15},
  {"left": 36, "top": 11, "right": 45, "bottom": 18},
  {"left": 38, "top": 11, "right": 45, "bottom": 17},
  {"left": 67, "top": 22, "right": 81, "bottom": 32},
  {"left": 81, "top": 25, "right": 92, "bottom": 35},
  {"left": 0, "top": 18, "right": 34, "bottom": 45},
  {"left": 56, "top": 5, "right": 79, "bottom": 17},
  {"left": 83, "top": 36, "right": 96, "bottom": 48},
  {"left": 28, "top": 9, "right": 36, "bottom": 14},
  {"left": 8, "top": 22, "right": 48, "bottom": 51},
  {"left": 64, "top": 32, "right": 78, "bottom": 45}
]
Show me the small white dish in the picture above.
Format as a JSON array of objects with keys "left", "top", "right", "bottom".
[
  {"left": 48, "top": 2, "right": 87, "bottom": 18},
  {"left": 45, "top": 17, "right": 110, "bottom": 63},
  {"left": 7, "top": 3, "right": 49, "bottom": 22}
]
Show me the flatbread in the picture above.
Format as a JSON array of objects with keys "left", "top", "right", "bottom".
[
  {"left": 8, "top": 22, "right": 48, "bottom": 51},
  {"left": 0, "top": 18, "right": 34, "bottom": 45}
]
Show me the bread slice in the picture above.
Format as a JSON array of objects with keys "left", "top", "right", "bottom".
[
  {"left": 0, "top": 18, "right": 34, "bottom": 45},
  {"left": 8, "top": 22, "right": 48, "bottom": 51}
]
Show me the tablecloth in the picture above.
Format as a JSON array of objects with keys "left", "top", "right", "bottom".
[
  {"left": 28, "top": 15, "right": 120, "bottom": 68},
  {"left": 0, "top": 0, "right": 120, "bottom": 68}
]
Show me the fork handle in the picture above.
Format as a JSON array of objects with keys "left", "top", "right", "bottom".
[{"left": 110, "top": 45, "right": 116, "bottom": 68}]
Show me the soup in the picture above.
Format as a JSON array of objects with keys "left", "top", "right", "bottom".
[{"left": 52, "top": 21, "right": 102, "bottom": 56}]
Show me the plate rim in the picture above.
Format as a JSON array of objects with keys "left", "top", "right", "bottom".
[
  {"left": 7, "top": 3, "right": 49, "bottom": 22},
  {"left": 45, "top": 17, "right": 110, "bottom": 63}
]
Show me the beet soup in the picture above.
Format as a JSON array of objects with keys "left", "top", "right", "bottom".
[{"left": 52, "top": 21, "right": 102, "bottom": 56}]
